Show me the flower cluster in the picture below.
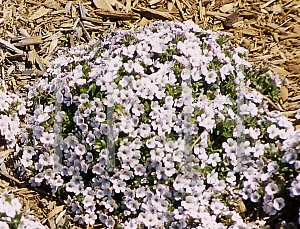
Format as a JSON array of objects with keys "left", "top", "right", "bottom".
[
  {"left": 0, "top": 80, "right": 26, "bottom": 158},
  {"left": 0, "top": 189, "right": 47, "bottom": 229},
  {"left": 8, "top": 20, "right": 300, "bottom": 228}
]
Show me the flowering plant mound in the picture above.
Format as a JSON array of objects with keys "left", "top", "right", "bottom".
[{"left": 12, "top": 20, "right": 300, "bottom": 228}]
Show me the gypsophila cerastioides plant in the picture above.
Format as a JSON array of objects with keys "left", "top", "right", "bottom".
[{"left": 7, "top": 20, "right": 300, "bottom": 228}]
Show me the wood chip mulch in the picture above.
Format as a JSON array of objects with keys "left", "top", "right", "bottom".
[{"left": 0, "top": 0, "right": 300, "bottom": 228}]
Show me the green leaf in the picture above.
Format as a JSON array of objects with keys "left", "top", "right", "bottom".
[
  {"left": 95, "top": 138, "right": 102, "bottom": 144},
  {"left": 166, "top": 84, "right": 174, "bottom": 97},
  {"left": 13, "top": 214, "right": 22, "bottom": 221},
  {"left": 141, "top": 112, "right": 148, "bottom": 123},
  {"left": 82, "top": 61, "right": 91, "bottom": 76},
  {"left": 57, "top": 184, "right": 67, "bottom": 198},
  {"left": 144, "top": 101, "right": 150, "bottom": 112},
  {"left": 216, "top": 37, "right": 228, "bottom": 45},
  {"left": 193, "top": 165, "right": 201, "bottom": 171},
  {"left": 82, "top": 83, "right": 90, "bottom": 94},
  {"left": 174, "top": 86, "right": 182, "bottom": 95},
  {"left": 96, "top": 92, "right": 102, "bottom": 100},
  {"left": 75, "top": 194, "right": 84, "bottom": 202},
  {"left": 91, "top": 83, "right": 97, "bottom": 97}
]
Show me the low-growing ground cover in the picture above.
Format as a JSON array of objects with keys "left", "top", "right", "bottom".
[{"left": 1, "top": 20, "right": 300, "bottom": 228}]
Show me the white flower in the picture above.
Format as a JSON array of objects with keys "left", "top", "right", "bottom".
[
  {"left": 44, "top": 104, "right": 55, "bottom": 113},
  {"left": 245, "top": 127, "right": 260, "bottom": 139},
  {"left": 295, "top": 108, "right": 300, "bottom": 119},
  {"left": 132, "top": 103, "right": 144, "bottom": 116},
  {"left": 75, "top": 144, "right": 86, "bottom": 155},
  {"left": 83, "top": 195, "right": 94, "bottom": 209},
  {"left": 44, "top": 169, "right": 56, "bottom": 180},
  {"left": 67, "top": 135, "right": 79, "bottom": 149},
  {"left": 103, "top": 94, "right": 114, "bottom": 107},
  {"left": 267, "top": 161, "right": 279, "bottom": 173},
  {"left": 4, "top": 201, "right": 16, "bottom": 218},
  {"left": 239, "top": 103, "right": 250, "bottom": 116},
  {"left": 136, "top": 187, "right": 146, "bottom": 198},
  {"left": 152, "top": 42, "right": 167, "bottom": 54},
  {"left": 108, "top": 56, "right": 122, "bottom": 71},
  {"left": 138, "top": 124, "right": 151, "bottom": 138},
  {"left": 123, "top": 45, "right": 135, "bottom": 57},
  {"left": 34, "top": 172, "right": 44, "bottom": 183},
  {"left": 282, "top": 149, "right": 297, "bottom": 164},
  {"left": 267, "top": 124, "right": 279, "bottom": 139},
  {"left": 119, "top": 76, "right": 134, "bottom": 88},
  {"left": 39, "top": 153, "right": 54, "bottom": 166},
  {"left": 263, "top": 202, "right": 277, "bottom": 215},
  {"left": 207, "top": 170, "right": 218, "bottom": 184},
  {"left": 164, "top": 164, "right": 176, "bottom": 177},
  {"left": 124, "top": 60, "right": 134, "bottom": 73},
  {"left": 51, "top": 175, "right": 63, "bottom": 188},
  {"left": 4, "top": 131, "right": 15, "bottom": 141},
  {"left": 104, "top": 216, "right": 115, "bottom": 227},
  {"left": 40, "top": 132, "right": 55, "bottom": 145},
  {"left": 248, "top": 101, "right": 258, "bottom": 117},
  {"left": 253, "top": 141, "right": 265, "bottom": 157},
  {"left": 260, "top": 172, "right": 271, "bottom": 182},
  {"left": 250, "top": 192, "right": 260, "bottom": 202},
  {"left": 190, "top": 56, "right": 201, "bottom": 68},
  {"left": 219, "top": 64, "right": 233, "bottom": 81},
  {"left": 205, "top": 70, "right": 217, "bottom": 84},
  {"left": 32, "top": 125, "right": 44, "bottom": 139},
  {"left": 37, "top": 112, "right": 50, "bottom": 124},
  {"left": 74, "top": 215, "right": 85, "bottom": 224},
  {"left": 214, "top": 179, "right": 226, "bottom": 192},
  {"left": 21, "top": 153, "right": 33, "bottom": 168},
  {"left": 181, "top": 195, "right": 197, "bottom": 210},
  {"left": 235, "top": 47, "right": 248, "bottom": 54},
  {"left": 210, "top": 200, "right": 225, "bottom": 215},
  {"left": 11, "top": 198, "right": 21, "bottom": 212},
  {"left": 72, "top": 202, "right": 82, "bottom": 214},
  {"left": 243, "top": 168, "right": 257, "bottom": 181},
  {"left": 273, "top": 197, "right": 285, "bottom": 211},
  {"left": 113, "top": 180, "right": 126, "bottom": 193},
  {"left": 85, "top": 212, "right": 97, "bottom": 225},
  {"left": 0, "top": 101, "right": 9, "bottom": 111},
  {"left": 207, "top": 153, "right": 221, "bottom": 167},
  {"left": 202, "top": 49, "right": 214, "bottom": 64},
  {"left": 0, "top": 119, "right": 8, "bottom": 134},
  {"left": 173, "top": 176, "right": 186, "bottom": 191},
  {"left": 222, "top": 138, "right": 237, "bottom": 154},
  {"left": 226, "top": 172, "right": 236, "bottom": 184},
  {"left": 133, "top": 61, "right": 144, "bottom": 74},
  {"left": 294, "top": 160, "right": 300, "bottom": 170},
  {"left": 278, "top": 116, "right": 292, "bottom": 128},
  {"left": 198, "top": 117, "right": 215, "bottom": 133},
  {"left": 181, "top": 68, "right": 191, "bottom": 80},
  {"left": 146, "top": 213, "right": 159, "bottom": 227},
  {"left": 134, "top": 164, "right": 146, "bottom": 176},
  {"left": 265, "top": 183, "right": 278, "bottom": 195},
  {"left": 145, "top": 138, "right": 155, "bottom": 149},
  {"left": 121, "top": 121, "right": 134, "bottom": 134},
  {"left": 103, "top": 198, "right": 117, "bottom": 212},
  {"left": 290, "top": 181, "right": 300, "bottom": 197},
  {"left": 0, "top": 221, "right": 9, "bottom": 229}
]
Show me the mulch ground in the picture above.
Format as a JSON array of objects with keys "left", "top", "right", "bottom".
[{"left": 0, "top": 0, "right": 300, "bottom": 228}]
